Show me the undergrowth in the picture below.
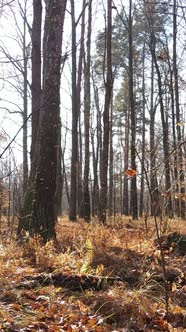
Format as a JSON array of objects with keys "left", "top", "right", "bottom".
[{"left": 0, "top": 216, "right": 185, "bottom": 331}]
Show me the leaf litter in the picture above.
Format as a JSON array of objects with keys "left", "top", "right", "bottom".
[{"left": 0, "top": 216, "right": 186, "bottom": 331}]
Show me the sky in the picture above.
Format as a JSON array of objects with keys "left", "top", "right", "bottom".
[
  {"left": 0, "top": 0, "right": 185, "bottom": 174},
  {"left": 0, "top": 0, "right": 126, "bottom": 167}
]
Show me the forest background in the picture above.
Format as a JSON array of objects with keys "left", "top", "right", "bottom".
[
  {"left": 0, "top": 0, "right": 185, "bottom": 330},
  {"left": 0, "top": 0, "right": 185, "bottom": 234}
]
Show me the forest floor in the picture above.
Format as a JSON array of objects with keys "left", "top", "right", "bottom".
[{"left": 0, "top": 216, "right": 186, "bottom": 331}]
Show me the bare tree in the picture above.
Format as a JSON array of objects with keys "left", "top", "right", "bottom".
[
  {"left": 31, "top": 0, "right": 42, "bottom": 162},
  {"left": 173, "top": 0, "right": 185, "bottom": 219},
  {"left": 18, "top": 0, "right": 67, "bottom": 241},
  {"left": 99, "top": 0, "right": 113, "bottom": 224},
  {"left": 82, "top": 0, "right": 92, "bottom": 221},
  {"left": 69, "top": 0, "right": 78, "bottom": 221},
  {"left": 0, "top": 0, "right": 31, "bottom": 194},
  {"left": 128, "top": 0, "right": 138, "bottom": 219}
]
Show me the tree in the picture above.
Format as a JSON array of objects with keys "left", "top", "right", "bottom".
[
  {"left": 139, "top": 43, "right": 146, "bottom": 217},
  {"left": 173, "top": 0, "right": 185, "bottom": 219},
  {"left": 99, "top": 0, "right": 113, "bottom": 224},
  {"left": 76, "top": 0, "right": 86, "bottom": 218},
  {"left": 128, "top": 0, "right": 138, "bottom": 220},
  {"left": 31, "top": 0, "right": 42, "bottom": 162},
  {"left": 82, "top": 0, "right": 92, "bottom": 222},
  {"left": 18, "top": 0, "right": 67, "bottom": 241},
  {"left": 69, "top": 0, "right": 78, "bottom": 221},
  {"left": 0, "top": 0, "right": 31, "bottom": 195}
]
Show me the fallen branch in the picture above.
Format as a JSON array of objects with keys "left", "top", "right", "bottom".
[
  {"left": 16, "top": 268, "right": 185, "bottom": 292},
  {"left": 16, "top": 273, "right": 120, "bottom": 291}
]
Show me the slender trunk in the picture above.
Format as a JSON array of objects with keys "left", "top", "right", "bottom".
[
  {"left": 77, "top": 0, "right": 86, "bottom": 217},
  {"left": 23, "top": 5, "right": 28, "bottom": 194},
  {"left": 139, "top": 44, "right": 146, "bottom": 217},
  {"left": 122, "top": 107, "right": 129, "bottom": 216},
  {"left": 151, "top": 39, "right": 172, "bottom": 217},
  {"left": 99, "top": 0, "right": 113, "bottom": 223},
  {"left": 173, "top": 0, "right": 185, "bottom": 219},
  {"left": 31, "top": 0, "right": 42, "bottom": 161},
  {"left": 149, "top": 59, "right": 160, "bottom": 216},
  {"left": 8, "top": 155, "right": 11, "bottom": 228},
  {"left": 129, "top": 0, "right": 138, "bottom": 220},
  {"left": 82, "top": 0, "right": 92, "bottom": 221},
  {"left": 167, "top": 56, "right": 179, "bottom": 215},
  {"left": 69, "top": 0, "right": 78, "bottom": 221},
  {"left": 91, "top": 78, "right": 100, "bottom": 216},
  {"left": 91, "top": 128, "right": 99, "bottom": 217},
  {"left": 78, "top": 117, "right": 83, "bottom": 217},
  {"left": 62, "top": 152, "right": 70, "bottom": 207},
  {"left": 109, "top": 94, "right": 113, "bottom": 217}
]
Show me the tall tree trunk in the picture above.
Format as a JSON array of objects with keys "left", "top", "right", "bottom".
[
  {"left": 128, "top": 0, "right": 138, "bottom": 220},
  {"left": 31, "top": 0, "right": 42, "bottom": 161},
  {"left": 62, "top": 152, "right": 70, "bottom": 208},
  {"left": 91, "top": 127, "right": 99, "bottom": 217},
  {"left": 109, "top": 95, "right": 113, "bottom": 217},
  {"left": 82, "top": 0, "right": 92, "bottom": 221},
  {"left": 149, "top": 59, "right": 160, "bottom": 216},
  {"left": 173, "top": 0, "right": 185, "bottom": 219},
  {"left": 77, "top": 0, "right": 86, "bottom": 217},
  {"left": 122, "top": 107, "right": 129, "bottom": 216},
  {"left": 69, "top": 0, "right": 78, "bottom": 221},
  {"left": 78, "top": 117, "right": 83, "bottom": 217},
  {"left": 22, "top": 2, "right": 29, "bottom": 194},
  {"left": 55, "top": 124, "right": 62, "bottom": 216},
  {"left": 99, "top": 0, "right": 113, "bottom": 224},
  {"left": 150, "top": 33, "right": 172, "bottom": 217},
  {"left": 91, "top": 76, "right": 100, "bottom": 216},
  {"left": 139, "top": 43, "right": 146, "bottom": 217},
  {"left": 23, "top": 42, "right": 28, "bottom": 194},
  {"left": 167, "top": 52, "right": 179, "bottom": 215},
  {"left": 18, "top": 0, "right": 67, "bottom": 241}
]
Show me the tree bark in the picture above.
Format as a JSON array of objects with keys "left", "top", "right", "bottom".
[
  {"left": 91, "top": 76, "right": 100, "bottom": 216},
  {"left": 82, "top": 0, "right": 92, "bottom": 221},
  {"left": 69, "top": 0, "right": 78, "bottom": 221},
  {"left": 149, "top": 59, "right": 160, "bottom": 216},
  {"left": 150, "top": 33, "right": 173, "bottom": 217},
  {"left": 22, "top": 10, "right": 28, "bottom": 194},
  {"left": 139, "top": 43, "right": 146, "bottom": 217},
  {"left": 99, "top": 0, "right": 113, "bottom": 224},
  {"left": 18, "top": 0, "right": 67, "bottom": 241},
  {"left": 122, "top": 106, "right": 129, "bottom": 216},
  {"left": 109, "top": 95, "right": 113, "bottom": 217},
  {"left": 173, "top": 0, "right": 185, "bottom": 219},
  {"left": 76, "top": 0, "right": 86, "bottom": 217},
  {"left": 31, "top": 0, "right": 42, "bottom": 162},
  {"left": 128, "top": 0, "right": 138, "bottom": 220}
]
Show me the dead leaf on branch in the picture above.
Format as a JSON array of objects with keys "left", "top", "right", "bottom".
[{"left": 124, "top": 169, "right": 138, "bottom": 177}]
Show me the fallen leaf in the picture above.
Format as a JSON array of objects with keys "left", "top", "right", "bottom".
[
  {"left": 88, "top": 317, "right": 98, "bottom": 327},
  {"left": 12, "top": 303, "right": 21, "bottom": 311}
]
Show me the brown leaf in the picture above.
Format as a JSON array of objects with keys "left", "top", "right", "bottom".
[
  {"left": 12, "top": 303, "right": 21, "bottom": 311},
  {"left": 88, "top": 317, "right": 98, "bottom": 327},
  {"left": 124, "top": 169, "right": 138, "bottom": 177}
]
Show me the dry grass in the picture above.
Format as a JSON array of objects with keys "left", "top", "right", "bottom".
[{"left": 0, "top": 215, "right": 185, "bottom": 331}]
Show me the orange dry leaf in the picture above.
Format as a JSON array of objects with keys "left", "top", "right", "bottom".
[
  {"left": 66, "top": 325, "right": 73, "bottom": 332},
  {"left": 68, "top": 312, "right": 80, "bottom": 322},
  {"left": 12, "top": 303, "right": 21, "bottom": 311},
  {"left": 88, "top": 317, "right": 98, "bottom": 327},
  {"left": 95, "top": 326, "right": 110, "bottom": 332},
  {"left": 124, "top": 169, "right": 138, "bottom": 177},
  {"left": 153, "top": 318, "right": 169, "bottom": 330}
]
